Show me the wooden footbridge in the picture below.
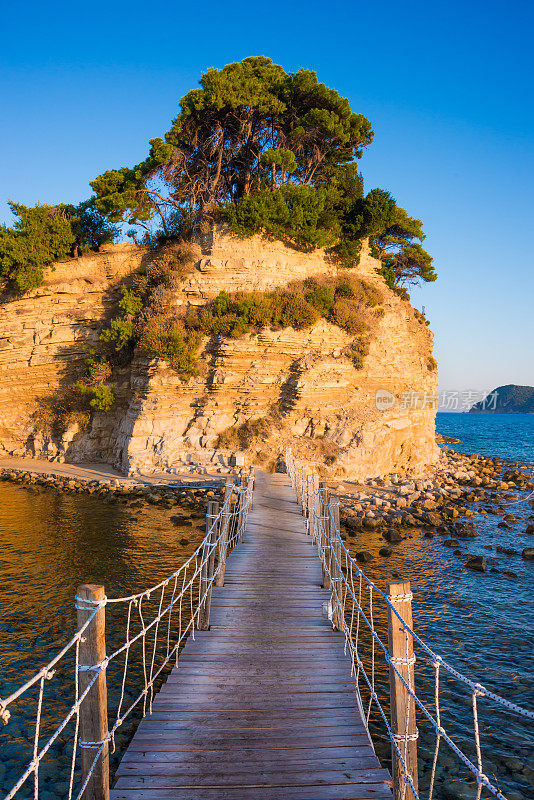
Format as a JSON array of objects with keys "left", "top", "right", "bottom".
[
  {"left": 111, "top": 471, "right": 392, "bottom": 800},
  {"left": 3, "top": 462, "right": 530, "bottom": 800}
]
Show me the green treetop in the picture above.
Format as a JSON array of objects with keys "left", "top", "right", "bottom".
[
  {"left": 371, "top": 205, "right": 436, "bottom": 288},
  {"left": 90, "top": 56, "right": 373, "bottom": 229},
  {"left": 89, "top": 57, "right": 435, "bottom": 289}
]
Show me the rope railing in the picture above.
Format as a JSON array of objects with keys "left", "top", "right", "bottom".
[
  {"left": 0, "top": 471, "right": 254, "bottom": 800},
  {"left": 285, "top": 451, "right": 534, "bottom": 800}
]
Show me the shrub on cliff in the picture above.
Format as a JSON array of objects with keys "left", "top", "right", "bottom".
[
  {"left": 70, "top": 356, "right": 117, "bottom": 412},
  {"left": 0, "top": 202, "right": 75, "bottom": 293},
  {"left": 138, "top": 317, "right": 201, "bottom": 378},
  {"left": 188, "top": 273, "right": 382, "bottom": 371},
  {"left": 223, "top": 186, "right": 341, "bottom": 251},
  {"left": 100, "top": 317, "right": 136, "bottom": 352},
  {"left": 217, "top": 417, "right": 273, "bottom": 450},
  {"left": 73, "top": 382, "right": 117, "bottom": 412},
  {"left": 198, "top": 289, "right": 320, "bottom": 337},
  {"left": 0, "top": 200, "right": 117, "bottom": 295}
]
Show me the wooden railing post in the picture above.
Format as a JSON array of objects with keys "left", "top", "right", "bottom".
[
  {"left": 76, "top": 584, "right": 110, "bottom": 800},
  {"left": 387, "top": 580, "right": 418, "bottom": 800},
  {"left": 236, "top": 473, "right": 248, "bottom": 542},
  {"left": 294, "top": 464, "right": 302, "bottom": 506},
  {"left": 308, "top": 472, "right": 320, "bottom": 537},
  {"left": 197, "top": 501, "right": 219, "bottom": 630},
  {"left": 319, "top": 483, "right": 331, "bottom": 589},
  {"left": 329, "top": 501, "right": 344, "bottom": 630},
  {"left": 248, "top": 467, "right": 254, "bottom": 510},
  {"left": 302, "top": 469, "right": 309, "bottom": 516},
  {"left": 215, "top": 480, "right": 234, "bottom": 587},
  {"left": 306, "top": 474, "right": 313, "bottom": 534}
]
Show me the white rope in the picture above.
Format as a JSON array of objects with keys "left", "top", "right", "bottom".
[
  {"left": 388, "top": 592, "right": 413, "bottom": 603},
  {"left": 393, "top": 730, "right": 419, "bottom": 743}
]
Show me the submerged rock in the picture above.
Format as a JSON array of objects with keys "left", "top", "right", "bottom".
[
  {"left": 383, "top": 530, "right": 403, "bottom": 543},
  {"left": 465, "top": 556, "right": 487, "bottom": 572},
  {"left": 170, "top": 514, "right": 191, "bottom": 525},
  {"left": 496, "top": 546, "right": 518, "bottom": 556}
]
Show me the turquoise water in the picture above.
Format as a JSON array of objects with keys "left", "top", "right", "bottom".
[{"left": 436, "top": 412, "right": 534, "bottom": 464}]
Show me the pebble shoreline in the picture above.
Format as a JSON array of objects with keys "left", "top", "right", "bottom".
[
  {"left": 334, "top": 448, "right": 534, "bottom": 569},
  {"left": 0, "top": 467, "right": 228, "bottom": 513}
]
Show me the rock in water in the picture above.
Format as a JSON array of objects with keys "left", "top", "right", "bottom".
[
  {"left": 465, "top": 556, "right": 487, "bottom": 572},
  {"left": 355, "top": 551, "right": 373, "bottom": 563},
  {"left": 423, "top": 511, "right": 443, "bottom": 527},
  {"left": 522, "top": 547, "right": 534, "bottom": 560},
  {"left": 383, "top": 530, "right": 403, "bottom": 543}
]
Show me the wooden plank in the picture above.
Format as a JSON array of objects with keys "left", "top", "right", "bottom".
[
  {"left": 125, "top": 735, "right": 374, "bottom": 752},
  {"left": 111, "top": 785, "right": 392, "bottom": 800},
  {"left": 136, "top": 708, "right": 366, "bottom": 723},
  {"left": 116, "top": 756, "right": 385, "bottom": 773},
  {"left": 120, "top": 744, "right": 376, "bottom": 763},
  {"left": 114, "top": 770, "right": 391, "bottom": 788},
  {"left": 161, "top": 681, "right": 356, "bottom": 691}
]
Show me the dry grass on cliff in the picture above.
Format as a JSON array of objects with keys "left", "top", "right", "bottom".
[
  {"left": 188, "top": 272, "right": 383, "bottom": 371},
  {"left": 129, "top": 267, "right": 387, "bottom": 381},
  {"left": 132, "top": 246, "right": 203, "bottom": 377},
  {"left": 217, "top": 417, "right": 273, "bottom": 450}
]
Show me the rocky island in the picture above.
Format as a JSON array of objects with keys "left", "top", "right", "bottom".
[
  {"left": 470, "top": 384, "right": 534, "bottom": 414},
  {"left": 0, "top": 57, "right": 439, "bottom": 482}
]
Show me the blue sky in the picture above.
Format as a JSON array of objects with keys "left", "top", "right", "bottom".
[{"left": 1, "top": 0, "right": 532, "bottom": 395}]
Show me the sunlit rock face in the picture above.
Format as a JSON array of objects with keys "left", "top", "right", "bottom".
[{"left": 0, "top": 225, "right": 439, "bottom": 479}]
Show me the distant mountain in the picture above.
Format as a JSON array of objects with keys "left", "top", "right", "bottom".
[{"left": 470, "top": 384, "right": 534, "bottom": 414}]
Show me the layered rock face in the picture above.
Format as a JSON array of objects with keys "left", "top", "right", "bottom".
[
  {"left": 0, "top": 243, "right": 145, "bottom": 458},
  {"left": 0, "top": 225, "right": 439, "bottom": 479}
]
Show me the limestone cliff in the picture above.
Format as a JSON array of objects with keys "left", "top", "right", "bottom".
[{"left": 0, "top": 225, "right": 439, "bottom": 479}]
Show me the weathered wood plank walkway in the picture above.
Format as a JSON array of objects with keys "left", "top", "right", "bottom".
[{"left": 111, "top": 471, "right": 392, "bottom": 800}]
